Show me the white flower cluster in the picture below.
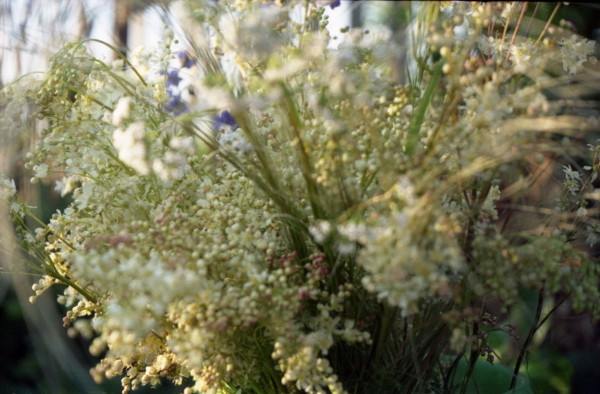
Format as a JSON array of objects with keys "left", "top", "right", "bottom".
[
  {"left": 0, "top": 177, "right": 16, "bottom": 201},
  {"left": 340, "top": 180, "right": 463, "bottom": 314},
  {"left": 559, "top": 35, "right": 597, "bottom": 75},
  {"left": 112, "top": 122, "right": 149, "bottom": 175},
  {"left": 152, "top": 136, "right": 196, "bottom": 181},
  {"left": 5, "top": 1, "right": 600, "bottom": 393}
]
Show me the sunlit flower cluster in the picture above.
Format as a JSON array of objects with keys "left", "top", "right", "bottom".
[{"left": 2, "top": 1, "right": 600, "bottom": 393}]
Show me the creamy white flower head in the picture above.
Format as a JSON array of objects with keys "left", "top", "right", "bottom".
[
  {"left": 510, "top": 42, "right": 534, "bottom": 74},
  {"left": 359, "top": 26, "right": 392, "bottom": 49},
  {"left": 309, "top": 221, "right": 333, "bottom": 243},
  {"left": 338, "top": 222, "right": 369, "bottom": 243},
  {"left": 217, "top": 127, "right": 252, "bottom": 153},
  {"left": 151, "top": 159, "right": 170, "bottom": 182},
  {"left": 152, "top": 136, "right": 195, "bottom": 182},
  {"left": 264, "top": 58, "right": 306, "bottom": 81},
  {"left": 130, "top": 46, "right": 164, "bottom": 84},
  {"left": 169, "top": 136, "right": 195, "bottom": 152},
  {"left": 0, "top": 177, "right": 16, "bottom": 201},
  {"left": 220, "top": 4, "right": 287, "bottom": 60},
  {"left": 289, "top": 3, "right": 305, "bottom": 26},
  {"left": 500, "top": 2, "right": 516, "bottom": 20},
  {"left": 112, "top": 97, "right": 132, "bottom": 126},
  {"left": 218, "top": 12, "right": 238, "bottom": 51},
  {"left": 54, "top": 176, "right": 79, "bottom": 197},
  {"left": 33, "top": 163, "right": 48, "bottom": 179},
  {"left": 478, "top": 36, "right": 498, "bottom": 58},
  {"left": 338, "top": 242, "right": 356, "bottom": 256},
  {"left": 75, "top": 182, "right": 94, "bottom": 210},
  {"left": 304, "top": 330, "right": 333, "bottom": 353},
  {"left": 453, "top": 20, "right": 469, "bottom": 41},
  {"left": 220, "top": 51, "right": 243, "bottom": 89},
  {"left": 196, "top": 83, "right": 235, "bottom": 112},
  {"left": 112, "top": 122, "right": 149, "bottom": 175},
  {"left": 559, "top": 35, "right": 596, "bottom": 75},
  {"left": 395, "top": 176, "right": 416, "bottom": 205},
  {"left": 178, "top": 67, "right": 206, "bottom": 111}
]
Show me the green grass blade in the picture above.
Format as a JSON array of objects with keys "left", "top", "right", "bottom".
[{"left": 405, "top": 60, "right": 444, "bottom": 156}]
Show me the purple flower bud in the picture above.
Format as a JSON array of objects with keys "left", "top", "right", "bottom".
[
  {"left": 330, "top": 0, "right": 341, "bottom": 9},
  {"left": 165, "top": 95, "right": 188, "bottom": 115},
  {"left": 166, "top": 69, "right": 182, "bottom": 87},
  {"left": 212, "top": 110, "right": 238, "bottom": 131},
  {"left": 177, "top": 51, "right": 196, "bottom": 69}
]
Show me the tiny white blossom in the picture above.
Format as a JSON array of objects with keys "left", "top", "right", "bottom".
[
  {"left": 178, "top": 67, "right": 205, "bottom": 111},
  {"left": 559, "top": 35, "right": 596, "bottom": 75},
  {"left": 33, "top": 163, "right": 48, "bottom": 179},
  {"left": 75, "top": 182, "right": 94, "bottom": 210},
  {"left": 112, "top": 122, "right": 149, "bottom": 175},
  {"left": 54, "top": 176, "right": 78, "bottom": 197},
  {"left": 0, "top": 177, "right": 16, "bottom": 200},
  {"left": 112, "top": 97, "right": 132, "bottom": 126},
  {"left": 309, "top": 221, "right": 332, "bottom": 243}
]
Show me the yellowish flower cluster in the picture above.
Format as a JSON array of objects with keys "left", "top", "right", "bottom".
[{"left": 2, "top": 1, "right": 599, "bottom": 393}]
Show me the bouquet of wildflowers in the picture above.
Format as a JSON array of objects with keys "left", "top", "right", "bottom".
[{"left": 1, "top": 1, "right": 600, "bottom": 393}]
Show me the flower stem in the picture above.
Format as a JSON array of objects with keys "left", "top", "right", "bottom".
[{"left": 509, "top": 288, "right": 544, "bottom": 390}]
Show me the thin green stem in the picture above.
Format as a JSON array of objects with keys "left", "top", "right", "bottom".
[
  {"left": 80, "top": 38, "right": 148, "bottom": 86},
  {"left": 280, "top": 83, "right": 325, "bottom": 219},
  {"left": 405, "top": 60, "right": 444, "bottom": 156},
  {"left": 509, "top": 288, "right": 544, "bottom": 391}
]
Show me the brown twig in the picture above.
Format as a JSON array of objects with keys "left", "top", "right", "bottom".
[{"left": 535, "top": 3, "right": 561, "bottom": 45}]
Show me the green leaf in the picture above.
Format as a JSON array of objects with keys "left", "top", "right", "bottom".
[
  {"left": 525, "top": 350, "right": 572, "bottom": 394},
  {"left": 501, "top": 384, "right": 534, "bottom": 394},
  {"left": 452, "top": 358, "right": 533, "bottom": 394},
  {"left": 405, "top": 60, "right": 443, "bottom": 156}
]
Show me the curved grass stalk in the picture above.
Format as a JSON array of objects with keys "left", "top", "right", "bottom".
[
  {"left": 79, "top": 38, "right": 148, "bottom": 86},
  {"left": 280, "top": 82, "right": 326, "bottom": 219}
]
